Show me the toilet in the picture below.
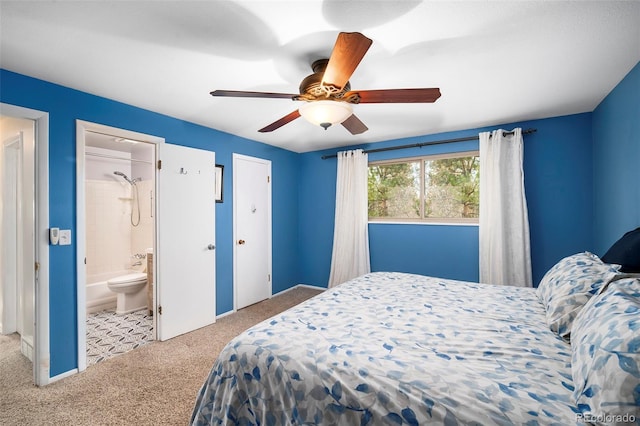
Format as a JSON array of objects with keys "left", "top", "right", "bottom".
[{"left": 107, "top": 265, "right": 148, "bottom": 315}]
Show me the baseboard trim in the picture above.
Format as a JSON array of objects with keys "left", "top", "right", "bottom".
[
  {"left": 271, "top": 283, "right": 326, "bottom": 298},
  {"left": 216, "top": 284, "right": 326, "bottom": 319},
  {"left": 296, "top": 283, "right": 327, "bottom": 291},
  {"left": 49, "top": 368, "right": 78, "bottom": 384},
  {"left": 215, "top": 309, "right": 237, "bottom": 320}
]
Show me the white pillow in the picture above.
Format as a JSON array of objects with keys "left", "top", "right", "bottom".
[
  {"left": 571, "top": 277, "right": 640, "bottom": 424},
  {"left": 536, "top": 252, "right": 620, "bottom": 340}
]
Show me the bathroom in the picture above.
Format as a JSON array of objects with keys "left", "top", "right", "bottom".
[{"left": 84, "top": 131, "right": 155, "bottom": 365}]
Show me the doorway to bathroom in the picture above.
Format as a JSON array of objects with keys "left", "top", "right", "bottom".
[
  {"left": 76, "top": 120, "right": 217, "bottom": 372},
  {"left": 81, "top": 128, "right": 156, "bottom": 366}
]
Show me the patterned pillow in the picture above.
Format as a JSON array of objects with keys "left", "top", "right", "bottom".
[
  {"left": 571, "top": 277, "right": 640, "bottom": 423},
  {"left": 536, "top": 252, "right": 620, "bottom": 339}
]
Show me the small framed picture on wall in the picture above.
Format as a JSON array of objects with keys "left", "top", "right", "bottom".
[{"left": 215, "top": 164, "right": 224, "bottom": 203}]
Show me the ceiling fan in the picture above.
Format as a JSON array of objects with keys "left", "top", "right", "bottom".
[{"left": 210, "top": 32, "right": 441, "bottom": 135}]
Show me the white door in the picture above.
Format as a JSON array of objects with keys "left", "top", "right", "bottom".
[
  {"left": 233, "top": 154, "right": 272, "bottom": 310},
  {"left": 1, "top": 134, "right": 22, "bottom": 335},
  {"left": 3, "top": 104, "right": 49, "bottom": 386},
  {"left": 157, "top": 143, "right": 216, "bottom": 340},
  {"left": 1, "top": 128, "right": 35, "bottom": 362}
]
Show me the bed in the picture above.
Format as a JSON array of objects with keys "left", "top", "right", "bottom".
[{"left": 191, "top": 253, "right": 639, "bottom": 425}]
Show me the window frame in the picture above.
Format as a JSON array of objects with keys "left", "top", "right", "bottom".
[{"left": 368, "top": 150, "right": 480, "bottom": 225}]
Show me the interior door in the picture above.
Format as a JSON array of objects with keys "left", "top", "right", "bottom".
[
  {"left": 157, "top": 143, "right": 216, "bottom": 340},
  {"left": 1, "top": 134, "right": 22, "bottom": 335},
  {"left": 233, "top": 154, "right": 272, "bottom": 310}
]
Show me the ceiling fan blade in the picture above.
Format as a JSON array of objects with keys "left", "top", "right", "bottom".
[
  {"left": 321, "top": 32, "right": 373, "bottom": 91},
  {"left": 211, "top": 90, "right": 298, "bottom": 100},
  {"left": 345, "top": 88, "right": 442, "bottom": 103},
  {"left": 258, "top": 110, "right": 301, "bottom": 133},
  {"left": 341, "top": 114, "right": 368, "bottom": 135}
]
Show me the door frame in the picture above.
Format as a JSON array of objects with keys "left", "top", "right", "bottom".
[
  {"left": 75, "top": 120, "right": 164, "bottom": 372},
  {"left": 232, "top": 153, "right": 273, "bottom": 311},
  {"left": 0, "top": 103, "right": 50, "bottom": 386}
]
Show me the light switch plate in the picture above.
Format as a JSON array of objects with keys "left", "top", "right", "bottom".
[{"left": 59, "top": 229, "right": 71, "bottom": 245}]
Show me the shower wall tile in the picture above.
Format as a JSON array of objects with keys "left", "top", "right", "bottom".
[
  {"left": 86, "top": 179, "right": 154, "bottom": 279},
  {"left": 131, "top": 179, "right": 154, "bottom": 259},
  {"left": 86, "top": 180, "right": 132, "bottom": 277}
]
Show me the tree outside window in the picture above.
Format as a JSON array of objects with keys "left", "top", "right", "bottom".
[{"left": 368, "top": 151, "right": 479, "bottom": 223}]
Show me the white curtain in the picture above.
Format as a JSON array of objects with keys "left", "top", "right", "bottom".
[
  {"left": 328, "top": 149, "right": 371, "bottom": 288},
  {"left": 479, "top": 128, "right": 533, "bottom": 287}
]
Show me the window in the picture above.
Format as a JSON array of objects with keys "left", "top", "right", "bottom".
[{"left": 368, "top": 151, "right": 480, "bottom": 223}]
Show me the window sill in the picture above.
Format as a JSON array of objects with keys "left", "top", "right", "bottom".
[{"left": 368, "top": 221, "right": 479, "bottom": 227}]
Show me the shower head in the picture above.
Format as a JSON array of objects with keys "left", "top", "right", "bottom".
[{"left": 113, "top": 171, "right": 134, "bottom": 185}]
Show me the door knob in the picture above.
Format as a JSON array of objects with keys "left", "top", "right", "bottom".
[
  {"left": 238, "top": 239, "right": 246, "bottom": 245},
  {"left": 207, "top": 244, "right": 215, "bottom": 250}
]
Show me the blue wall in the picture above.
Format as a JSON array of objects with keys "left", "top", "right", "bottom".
[
  {"left": 299, "top": 113, "right": 595, "bottom": 288},
  {"left": 2, "top": 60, "right": 636, "bottom": 378},
  {"left": 0, "top": 69, "right": 301, "bottom": 376},
  {"left": 592, "top": 61, "right": 640, "bottom": 253}
]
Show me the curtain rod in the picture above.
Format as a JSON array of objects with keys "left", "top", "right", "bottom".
[
  {"left": 85, "top": 151, "right": 153, "bottom": 165},
  {"left": 320, "top": 128, "right": 537, "bottom": 160}
]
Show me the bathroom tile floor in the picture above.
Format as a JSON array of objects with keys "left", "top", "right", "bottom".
[{"left": 86, "top": 309, "right": 153, "bottom": 366}]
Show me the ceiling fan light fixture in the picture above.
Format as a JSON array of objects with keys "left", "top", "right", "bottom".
[
  {"left": 299, "top": 100, "right": 353, "bottom": 130},
  {"left": 212, "top": 32, "right": 439, "bottom": 135}
]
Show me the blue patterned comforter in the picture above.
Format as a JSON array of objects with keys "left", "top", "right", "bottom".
[{"left": 191, "top": 272, "right": 584, "bottom": 425}]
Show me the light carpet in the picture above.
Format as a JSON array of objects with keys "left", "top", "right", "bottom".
[{"left": 0, "top": 286, "right": 323, "bottom": 426}]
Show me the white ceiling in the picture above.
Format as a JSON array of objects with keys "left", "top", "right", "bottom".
[{"left": 1, "top": 1, "right": 639, "bottom": 153}]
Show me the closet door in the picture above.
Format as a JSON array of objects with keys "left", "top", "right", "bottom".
[{"left": 233, "top": 154, "right": 272, "bottom": 310}]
